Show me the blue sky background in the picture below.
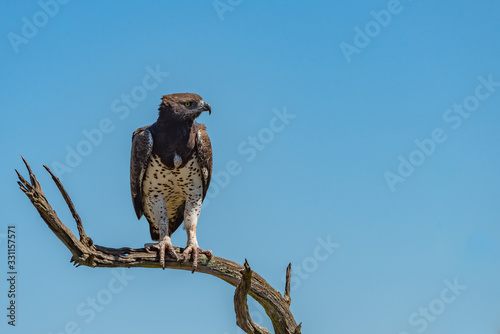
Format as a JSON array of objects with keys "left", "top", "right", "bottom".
[{"left": 1, "top": 1, "right": 500, "bottom": 333}]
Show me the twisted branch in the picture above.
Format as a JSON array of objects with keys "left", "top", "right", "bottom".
[{"left": 16, "top": 157, "right": 301, "bottom": 334}]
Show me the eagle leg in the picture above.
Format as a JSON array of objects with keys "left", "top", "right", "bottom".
[
  {"left": 145, "top": 236, "right": 178, "bottom": 269},
  {"left": 143, "top": 196, "right": 180, "bottom": 269},
  {"left": 182, "top": 200, "right": 213, "bottom": 272}
]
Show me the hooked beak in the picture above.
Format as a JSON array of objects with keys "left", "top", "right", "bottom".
[{"left": 201, "top": 101, "right": 211, "bottom": 115}]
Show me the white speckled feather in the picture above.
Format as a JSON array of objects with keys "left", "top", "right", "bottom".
[{"left": 142, "top": 153, "right": 204, "bottom": 246}]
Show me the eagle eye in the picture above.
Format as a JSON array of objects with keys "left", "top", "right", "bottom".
[{"left": 184, "top": 102, "right": 192, "bottom": 107}]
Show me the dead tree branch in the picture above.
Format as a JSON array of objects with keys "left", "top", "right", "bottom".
[
  {"left": 234, "top": 259, "right": 272, "bottom": 334},
  {"left": 16, "top": 157, "right": 301, "bottom": 334}
]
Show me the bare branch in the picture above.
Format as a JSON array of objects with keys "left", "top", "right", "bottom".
[
  {"left": 16, "top": 157, "right": 93, "bottom": 265},
  {"left": 16, "top": 158, "right": 301, "bottom": 334},
  {"left": 234, "top": 259, "right": 272, "bottom": 334},
  {"left": 43, "top": 165, "right": 92, "bottom": 246},
  {"left": 284, "top": 263, "right": 292, "bottom": 306}
]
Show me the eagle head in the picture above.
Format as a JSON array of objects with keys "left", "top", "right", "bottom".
[{"left": 159, "top": 93, "right": 211, "bottom": 121}]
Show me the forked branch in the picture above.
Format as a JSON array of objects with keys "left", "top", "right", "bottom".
[{"left": 16, "top": 157, "right": 301, "bottom": 334}]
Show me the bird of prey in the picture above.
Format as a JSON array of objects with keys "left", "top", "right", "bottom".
[{"left": 130, "top": 93, "right": 213, "bottom": 271}]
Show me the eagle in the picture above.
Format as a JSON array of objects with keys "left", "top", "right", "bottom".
[{"left": 130, "top": 93, "right": 213, "bottom": 271}]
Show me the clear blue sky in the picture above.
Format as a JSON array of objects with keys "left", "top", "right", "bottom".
[{"left": 1, "top": 1, "right": 500, "bottom": 333}]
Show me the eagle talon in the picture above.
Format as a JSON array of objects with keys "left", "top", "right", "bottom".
[
  {"left": 144, "top": 243, "right": 156, "bottom": 253},
  {"left": 182, "top": 246, "right": 212, "bottom": 272},
  {"left": 145, "top": 240, "right": 178, "bottom": 269}
]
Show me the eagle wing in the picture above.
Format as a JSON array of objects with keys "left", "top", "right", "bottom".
[
  {"left": 195, "top": 123, "right": 213, "bottom": 201},
  {"left": 130, "top": 125, "right": 153, "bottom": 219}
]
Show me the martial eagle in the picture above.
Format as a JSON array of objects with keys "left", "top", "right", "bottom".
[{"left": 130, "top": 93, "right": 213, "bottom": 271}]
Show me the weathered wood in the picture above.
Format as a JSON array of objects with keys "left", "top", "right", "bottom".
[
  {"left": 234, "top": 259, "right": 272, "bottom": 334},
  {"left": 284, "top": 263, "right": 292, "bottom": 306},
  {"left": 16, "top": 158, "right": 301, "bottom": 334}
]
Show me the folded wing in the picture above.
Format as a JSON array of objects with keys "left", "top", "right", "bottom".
[{"left": 130, "top": 126, "right": 153, "bottom": 219}]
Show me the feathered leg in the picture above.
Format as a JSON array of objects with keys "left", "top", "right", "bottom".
[
  {"left": 144, "top": 195, "right": 178, "bottom": 268},
  {"left": 182, "top": 198, "right": 212, "bottom": 272}
]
